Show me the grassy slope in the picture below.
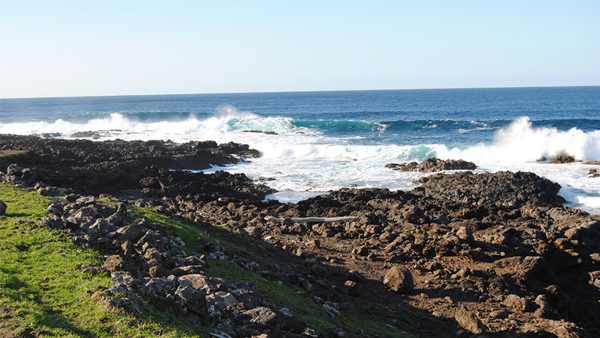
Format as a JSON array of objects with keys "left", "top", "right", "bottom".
[
  {"left": 0, "top": 182, "right": 410, "bottom": 337},
  {"left": 0, "top": 184, "right": 210, "bottom": 337}
]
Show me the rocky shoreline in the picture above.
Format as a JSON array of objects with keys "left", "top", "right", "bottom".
[{"left": 1, "top": 135, "right": 599, "bottom": 337}]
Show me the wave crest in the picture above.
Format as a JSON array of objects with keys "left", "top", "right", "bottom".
[{"left": 439, "top": 116, "right": 600, "bottom": 162}]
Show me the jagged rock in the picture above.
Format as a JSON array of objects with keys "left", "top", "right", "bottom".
[
  {"left": 534, "top": 294, "right": 552, "bottom": 318},
  {"left": 6, "top": 164, "right": 23, "bottom": 176},
  {"left": 231, "top": 288, "right": 261, "bottom": 309},
  {"left": 172, "top": 265, "right": 206, "bottom": 276},
  {"left": 242, "top": 306, "right": 278, "bottom": 329},
  {"left": 37, "top": 186, "right": 66, "bottom": 196},
  {"left": 549, "top": 154, "right": 576, "bottom": 164},
  {"left": 0, "top": 135, "right": 265, "bottom": 197},
  {"left": 383, "top": 266, "right": 413, "bottom": 293},
  {"left": 175, "top": 285, "right": 207, "bottom": 316},
  {"left": 207, "top": 291, "right": 239, "bottom": 310},
  {"left": 456, "top": 225, "right": 473, "bottom": 241},
  {"left": 454, "top": 308, "right": 484, "bottom": 334},
  {"left": 47, "top": 203, "right": 63, "bottom": 216},
  {"left": 352, "top": 245, "right": 369, "bottom": 256},
  {"left": 178, "top": 274, "right": 208, "bottom": 290},
  {"left": 503, "top": 294, "right": 531, "bottom": 313},
  {"left": 385, "top": 158, "right": 477, "bottom": 172},
  {"left": 103, "top": 255, "right": 126, "bottom": 272},
  {"left": 143, "top": 278, "right": 177, "bottom": 302}
]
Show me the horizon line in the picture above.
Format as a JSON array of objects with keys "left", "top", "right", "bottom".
[{"left": 1, "top": 84, "right": 599, "bottom": 101}]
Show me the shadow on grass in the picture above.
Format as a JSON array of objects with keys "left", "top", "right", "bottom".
[{"left": 3, "top": 275, "right": 96, "bottom": 337}]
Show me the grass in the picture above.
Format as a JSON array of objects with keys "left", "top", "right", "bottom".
[
  {"left": 0, "top": 183, "right": 211, "bottom": 337},
  {"left": 133, "top": 205, "right": 412, "bottom": 337},
  {"left": 0, "top": 182, "right": 410, "bottom": 337}
]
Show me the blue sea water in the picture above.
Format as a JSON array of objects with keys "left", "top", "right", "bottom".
[{"left": 1, "top": 86, "right": 600, "bottom": 211}]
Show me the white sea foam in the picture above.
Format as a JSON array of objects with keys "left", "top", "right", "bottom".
[
  {"left": 2, "top": 108, "right": 600, "bottom": 212},
  {"left": 441, "top": 116, "right": 600, "bottom": 162}
]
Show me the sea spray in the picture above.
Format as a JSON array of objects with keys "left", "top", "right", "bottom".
[{"left": 2, "top": 106, "right": 600, "bottom": 212}]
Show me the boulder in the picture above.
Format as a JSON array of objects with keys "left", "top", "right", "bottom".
[
  {"left": 243, "top": 306, "right": 278, "bottom": 329},
  {"left": 178, "top": 274, "right": 208, "bottom": 290},
  {"left": 454, "top": 308, "right": 484, "bottom": 334},
  {"left": 103, "top": 255, "right": 126, "bottom": 272},
  {"left": 175, "top": 285, "right": 207, "bottom": 316},
  {"left": 0, "top": 200, "right": 6, "bottom": 215},
  {"left": 385, "top": 158, "right": 477, "bottom": 172},
  {"left": 503, "top": 294, "right": 531, "bottom": 313},
  {"left": 143, "top": 278, "right": 177, "bottom": 302},
  {"left": 383, "top": 266, "right": 413, "bottom": 293}
]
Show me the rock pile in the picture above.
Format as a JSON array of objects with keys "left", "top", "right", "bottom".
[{"left": 36, "top": 194, "right": 313, "bottom": 337}]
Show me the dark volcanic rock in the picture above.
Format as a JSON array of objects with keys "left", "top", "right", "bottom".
[
  {"left": 416, "top": 171, "right": 565, "bottom": 208},
  {"left": 149, "top": 169, "right": 274, "bottom": 201},
  {"left": 0, "top": 135, "right": 261, "bottom": 195},
  {"left": 385, "top": 158, "right": 477, "bottom": 172}
]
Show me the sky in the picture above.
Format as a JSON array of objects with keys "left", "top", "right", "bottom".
[{"left": 0, "top": 0, "right": 599, "bottom": 98}]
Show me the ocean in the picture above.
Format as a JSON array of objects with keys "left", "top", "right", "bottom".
[{"left": 1, "top": 86, "right": 600, "bottom": 212}]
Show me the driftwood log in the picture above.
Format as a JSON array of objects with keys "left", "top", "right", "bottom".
[{"left": 264, "top": 216, "right": 359, "bottom": 223}]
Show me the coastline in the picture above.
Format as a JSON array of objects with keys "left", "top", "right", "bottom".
[{"left": 1, "top": 134, "right": 599, "bottom": 337}]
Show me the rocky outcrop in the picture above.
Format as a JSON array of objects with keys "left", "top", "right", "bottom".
[
  {"left": 385, "top": 158, "right": 477, "bottom": 172},
  {"left": 0, "top": 135, "right": 261, "bottom": 195},
  {"left": 139, "top": 169, "right": 274, "bottom": 201},
  {"left": 3, "top": 136, "right": 599, "bottom": 336},
  {"left": 159, "top": 170, "right": 600, "bottom": 336},
  {"left": 36, "top": 194, "right": 307, "bottom": 337}
]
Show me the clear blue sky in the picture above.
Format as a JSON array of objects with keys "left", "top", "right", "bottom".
[{"left": 1, "top": 0, "right": 598, "bottom": 98}]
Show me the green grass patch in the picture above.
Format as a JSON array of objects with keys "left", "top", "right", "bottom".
[{"left": 0, "top": 183, "right": 210, "bottom": 337}]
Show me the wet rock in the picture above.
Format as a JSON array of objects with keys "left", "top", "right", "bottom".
[
  {"left": 549, "top": 153, "right": 576, "bottom": 164},
  {"left": 385, "top": 158, "right": 477, "bottom": 172},
  {"left": 383, "top": 266, "right": 413, "bottom": 293}
]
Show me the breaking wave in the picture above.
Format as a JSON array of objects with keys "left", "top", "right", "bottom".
[
  {"left": 2, "top": 106, "right": 600, "bottom": 211},
  {"left": 439, "top": 116, "right": 600, "bottom": 163}
]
